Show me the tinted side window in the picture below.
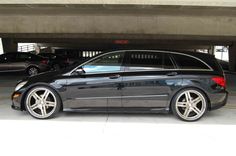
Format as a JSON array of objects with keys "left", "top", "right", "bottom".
[
  {"left": 171, "top": 54, "right": 210, "bottom": 70},
  {"left": 17, "top": 53, "right": 32, "bottom": 61},
  {"left": 163, "top": 54, "right": 175, "bottom": 69},
  {"left": 82, "top": 52, "right": 124, "bottom": 74},
  {"left": 125, "top": 52, "right": 163, "bottom": 71},
  {"left": 30, "top": 54, "right": 42, "bottom": 61},
  {"left": 4, "top": 53, "right": 16, "bottom": 62}
]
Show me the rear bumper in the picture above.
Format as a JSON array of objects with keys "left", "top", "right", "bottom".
[
  {"left": 38, "top": 64, "right": 51, "bottom": 72},
  {"left": 210, "top": 91, "right": 228, "bottom": 110}
]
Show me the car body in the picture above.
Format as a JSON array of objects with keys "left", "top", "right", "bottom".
[
  {"left": 38, "top": 53, "right": 70, "bottom": 70},
  {"left": 11, "top": 50, "right": 228, "bottom": 121},
  {"left": 0, "top": 52, "right": 50, "bottom": 76}
]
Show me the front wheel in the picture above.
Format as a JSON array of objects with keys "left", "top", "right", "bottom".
[
  {"left": 171, "top": 88, "right": 208, "bottom": 122},
  {"left": 25, "top": 86, "right": 61, "bottom": 119}
]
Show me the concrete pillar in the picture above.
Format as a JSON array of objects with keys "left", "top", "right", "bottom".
[
  {"left": 34, "top": 44, "right": 41, "bottom": 54},
  {"left": 2, "top": 38, "right": 17, "bottom": 53},
  {"left": 229, "top": 43, "right": 236, "bottom": 72},
  {"left": 208, "top": 46, "right": 215, "bottom": 55}
]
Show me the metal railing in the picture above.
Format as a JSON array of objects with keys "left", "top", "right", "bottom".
[{"left": 18, "top": 44, "right": 35, "bottom": 52}]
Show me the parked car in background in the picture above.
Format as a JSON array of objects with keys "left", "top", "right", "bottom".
[
  {"left": 0, "top": 52, "right": 50, "bottom": 76},
  {"left": 38, "top": 53, "right": 70, "bottom": 70},
  {"left": 12, "top": 50, "right": 227, "bottom": 121}
]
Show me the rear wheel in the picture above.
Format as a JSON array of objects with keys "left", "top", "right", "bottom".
[
  {"left": 25, "top": 86, "right": 61, "bottom": 119},
  {"left": 27, "top": 66, "right": 39, "bottom": 76},
  {"left": 171, "top": 88, "right": 208, "bottom": 121}
]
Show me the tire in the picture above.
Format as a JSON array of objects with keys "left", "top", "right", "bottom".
[
  {"left": 24, "top": 86, "right": 61, "bottom": 119},
  {"left": 27, "top": 66, "right": 39, "bottom": 76},
  {"left": 171, "top": 88, "right": 208, "bottom": 122}
]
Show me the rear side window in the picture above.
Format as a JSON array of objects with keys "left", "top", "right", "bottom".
[
  {"left": 125, "top": 52, "right": 163, "bottom": 71},
  {"left": 124, "top": 51, "right": 175, "bottom": 71},
  {"left": 17, "top": 53, "right": 41, "bottom": 61},
  {"left": 17, "top": 53, "right": 32, "bottom": 61},
  {"left": 171, "top": 54, "right": 210, "bottom": 70}
]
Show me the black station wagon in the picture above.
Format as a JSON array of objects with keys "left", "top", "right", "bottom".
[{"left": 11, "top": 50, "right": 227, "bottom": 121}]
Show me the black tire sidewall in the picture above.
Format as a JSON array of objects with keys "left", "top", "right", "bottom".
[
  {"left": 171, "top": 88, "right": 208, "bottom": 122},
  {"left": 24, "top": 86, "right": 61, "bottom": 119}
]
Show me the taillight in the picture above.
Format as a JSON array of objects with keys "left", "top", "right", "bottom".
[
  {"left": 211, "top": 76, "right": 226, "bottom": 88},
  {"left": 41, "top": 59, "right": 48, "bottom": 65}
]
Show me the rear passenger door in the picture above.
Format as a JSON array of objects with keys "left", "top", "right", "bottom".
[{"left": 122, "top": 51, "right": 182, "bottom": 108}]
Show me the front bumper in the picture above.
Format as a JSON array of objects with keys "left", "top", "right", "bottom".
[{"left": 11, "top": 91, "right": 24, "bottom": 111}]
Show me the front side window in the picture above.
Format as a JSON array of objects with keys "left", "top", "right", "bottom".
[
  {"left": 171, "top": 54, "right": 210, "bottom": 70},
  {"left": 82, "top": 52, "right": 124, "bottom": 74},
  {"left": 125, "top": 51, "right": 164, "bottom": 71}
]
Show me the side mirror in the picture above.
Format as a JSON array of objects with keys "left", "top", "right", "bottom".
[{"left": 71, "top": 67, "right": 85, "bottom": 75}]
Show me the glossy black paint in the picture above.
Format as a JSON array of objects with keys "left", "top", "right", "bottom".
[{"left": 12, "top": 50, "right": 228, "bottom": 113}]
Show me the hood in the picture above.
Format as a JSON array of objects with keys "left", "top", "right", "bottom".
[{"left": 26, "top": 71, "right": 61, "bottom": 85}]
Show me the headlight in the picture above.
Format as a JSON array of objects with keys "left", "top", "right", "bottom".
[{"left": 15, "top": 81, "right": 27, "bottom": 91}]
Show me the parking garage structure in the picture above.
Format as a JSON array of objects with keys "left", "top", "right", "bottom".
[{"left": 0, "top": 0, "right": 235, "bottom": 71}]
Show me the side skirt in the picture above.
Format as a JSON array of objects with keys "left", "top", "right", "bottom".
[{"left": 63, "top": 107, "right": 170, "bottom": 114}]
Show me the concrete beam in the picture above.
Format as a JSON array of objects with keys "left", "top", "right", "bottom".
[
  {"left": 0, "top": 0, "right": 236, "bottom": 7},
  {"left": 0, "top": 11, "right": 236, "bottom": 40}
]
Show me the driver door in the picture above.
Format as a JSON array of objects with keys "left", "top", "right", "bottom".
[{"left": 64, "top": 52, "right": 125, "bottom": 109}]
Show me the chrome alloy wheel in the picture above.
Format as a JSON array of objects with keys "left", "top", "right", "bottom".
[
  {"left": 26, "top": 87, "right": 57, "bottom": 119},
  {"left": 175, "top": 90, "right": 207, "bottom": 121}
]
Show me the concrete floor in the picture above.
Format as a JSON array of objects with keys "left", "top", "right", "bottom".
[{"left": 0, "top": 73, "right": 236, "bottom": 156}]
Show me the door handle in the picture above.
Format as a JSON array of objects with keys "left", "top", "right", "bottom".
[
  {"left": 166, "top": 72, "right": 178, "bottom": 76},
  {"left": 109, "top": 74, "right": 120, "bottom": 79}
]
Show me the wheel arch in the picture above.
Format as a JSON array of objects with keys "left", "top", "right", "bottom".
[
  {"left": 168, "top": 86, "right": 211, "bottom": 112},
  {"left": 20, "top": 83, "right": 63, "bottom": 111},
  {"left": 25, "top": 65, "right": 40, "bottom": 73}
]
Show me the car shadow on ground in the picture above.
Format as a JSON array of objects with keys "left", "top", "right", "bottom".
[{"left": 1, "top": 107, "right": 236, "bottom": 125}]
